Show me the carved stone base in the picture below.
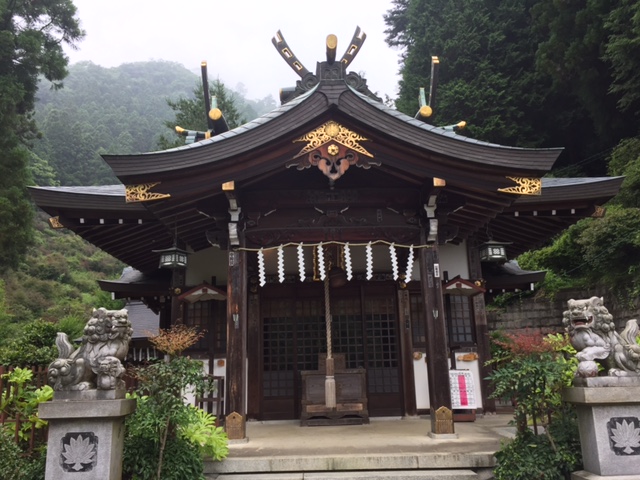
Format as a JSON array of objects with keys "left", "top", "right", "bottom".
[
  {"left": 39, "top": 398, "right": 136, "bottom": 480},
  {"left": 564, "top": 385, "right": 640, "bottom": 477}
]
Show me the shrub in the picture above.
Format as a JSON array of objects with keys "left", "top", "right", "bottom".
[
  {"left": 123, "top": 326, "right": 228, "bottom": 480},
  {"left": 489, "top": 332, "right": 581, "bottom": 479},
  {"left": 0, "top": 430, "right": 47, "bottom": 480}
]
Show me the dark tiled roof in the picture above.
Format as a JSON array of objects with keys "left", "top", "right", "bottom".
[{"left": 125, "top": 299, "right": 159, "bottom": 339}]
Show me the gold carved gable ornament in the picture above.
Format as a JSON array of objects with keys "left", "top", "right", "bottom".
[
  {"left": 497, "top": 177, "right": 542, "bottom": 195},
  {"left": 288, "top": 121, "right": 380, "bottom": 185},
  {"left": 125, "top": 182, "right": 171, "bottom": 203}
]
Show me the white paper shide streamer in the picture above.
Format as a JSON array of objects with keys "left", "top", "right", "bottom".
[
  {"left": 344, "top": 242, "right": 353, "bottom": 281},
  {"left": 317, "top": 243, "right": 326, "bottom": 281},
  {"left": 258, "top": 248, "right": 266, "bottom": 287},
  {"left": 277, "top": 245, "right": 285, "bottom": 283},
  {"left": 390, "top": 243, "right": 398, "bottom": 281},
  {"left": 366, "top": 241, "right": 373, "bottom": 280},
  {"left": 405, "top": 245, "right": 415, "bottom": 283},
  {"left": 297, "top": 243, "right": 305, "bottom": 282}
]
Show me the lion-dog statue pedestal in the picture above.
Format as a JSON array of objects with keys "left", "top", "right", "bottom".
[
  {"left": 562, "top": 297, "right": 640, "bottom": 479},
  {"left": 39, "top": 308, "right": 136, "bottom": 480}
]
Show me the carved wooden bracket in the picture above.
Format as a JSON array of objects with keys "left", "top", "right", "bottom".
[
  {"left": 48, "top": 216, "right": 65, "bottom": 229},
  {"left": 288, "top": 121, "right": 380, "bottom": 185},
  {"left": 224, "top": 181, "right": 241, "bottom": 246}
]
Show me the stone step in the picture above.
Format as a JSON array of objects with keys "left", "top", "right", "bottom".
[{"left": 208, "top": 470, "right": 479, "bottom": 480}]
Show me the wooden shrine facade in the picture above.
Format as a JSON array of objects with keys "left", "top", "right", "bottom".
[{"left": 30, "top": 30, "right": 623, "bottom": 436}]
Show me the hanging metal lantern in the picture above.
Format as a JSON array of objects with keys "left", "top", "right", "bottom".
[
  {"left": 479, "top": 240, "right": 510, "bottom": 263},
  {"left": 154, "top": 246, "right": 189, "bottom": 269}
]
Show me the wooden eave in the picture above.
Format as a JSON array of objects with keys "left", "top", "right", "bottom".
[
  {"left": 484, "top": 177, "right": 624, "bottom": 256},
  {"left": 29, "top": 185, "right": 174, "bottom": 273}
]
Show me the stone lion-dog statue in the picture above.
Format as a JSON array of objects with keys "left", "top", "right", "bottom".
[
  {"left": 48, "top": 308, "right": 133, "bottom": 391},
  {"left": 563, "top": 296, "right": 640, "bottom": 377}
]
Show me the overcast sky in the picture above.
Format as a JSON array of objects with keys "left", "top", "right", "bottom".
[{"left": 65, "top": 0, "right": 403, "bottom": 101}]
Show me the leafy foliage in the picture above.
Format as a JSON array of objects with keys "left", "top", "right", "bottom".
[
  {"left": 0, "top": 367, "right": 51, "bottom": 479},
  {"left": 488, "top": 332, "right": 581, "bottom": 479},
  {"left": 123, "top": 326, "right": 228, "bottom": 480},
  {"left": 0, "top": 430, "right": 46, "bottom": 480},
  {"left": 518, "top": 202, "right": 640, "bottom": 299},
  {"left": 0, "top": 367, "right": 53, "bottom": 442}
]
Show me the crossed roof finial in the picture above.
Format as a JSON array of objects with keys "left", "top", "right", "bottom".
[{"left": 272, "top": 27, "right": 366, "bottom": 78}]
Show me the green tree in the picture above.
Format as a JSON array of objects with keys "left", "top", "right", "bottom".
[
  {"left": 157, "top": 79, "right": 245, "bottom": 150},
  {"left": 532, "top": 0, "right": 637, "bottom": 169},
  {"left": 385, "top": 0, "right": 545, "bottom": 146},
  {"left": 0, "top": 0, "right": 84, "bottom": 271},
  {"left": 384, "top": 0, "right": 638, "bottom": 175},
  {"left": 604, "top": 0, "right": 640, "bottom": 115}
]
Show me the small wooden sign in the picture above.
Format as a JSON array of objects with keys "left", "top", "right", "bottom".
[
  {"left": 225, "top": 411, "right": 245, "bottom": 440},
  {"left": 435, "top": 406, "right": 454, "bottom": 434}
]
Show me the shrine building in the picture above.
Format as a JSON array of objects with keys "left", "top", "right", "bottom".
[{"left": 30, "top": 29, "right": 622, "bottom": 437}]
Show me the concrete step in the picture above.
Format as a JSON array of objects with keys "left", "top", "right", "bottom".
[{"left": 208, "top": 471, "right": 479, "bottom": 479}]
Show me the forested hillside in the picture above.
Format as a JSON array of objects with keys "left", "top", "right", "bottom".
[{"left": 32, "top": 61, "right": 276, "bottom": 186}]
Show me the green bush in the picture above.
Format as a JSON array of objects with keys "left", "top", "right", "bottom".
[
  {"left": 0, "top": 368, "right": 50, "bottom": 480},
  {"left": 489, "top": 332, "right": 581, "bottom": 479},
  {"left": 0, "top": 430, "right": 46, "bottom": 480},
  {"left": 123, "top": 326, "right": 228, "bottom": 480}
]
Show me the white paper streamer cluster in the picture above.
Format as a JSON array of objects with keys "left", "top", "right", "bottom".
[{"left": 258, "top": 242, "right": 418, "bottom": 285}]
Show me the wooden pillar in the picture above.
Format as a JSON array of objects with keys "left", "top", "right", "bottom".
[
  {"left": 467, "top": 239, "right": 496, "bottom": 413},
  {"left": 397, "top": 287, "right": 417, "bottom": 416},
  {"left": 246, "top": 291, "right": 261, "bottom": 419},
  {"left": 226, "top": 248, "right": 247, "bottom": 439},
  {"left": 159, "top": 299, "right": 172, "bottom": 330},
  {"left": 418, "top": 230, "right": 454, "bottom": 435},
  {"left": 169, "top": 267, "right": 186, "bottom": 327}
]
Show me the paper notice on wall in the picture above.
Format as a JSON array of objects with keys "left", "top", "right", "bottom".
[{"left": 449, "top": 370, "right": 475, "bottom": 409}]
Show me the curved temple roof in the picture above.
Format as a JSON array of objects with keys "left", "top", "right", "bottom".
[{"left": 29, "top": 30, "right": 623, "bottom": 274}]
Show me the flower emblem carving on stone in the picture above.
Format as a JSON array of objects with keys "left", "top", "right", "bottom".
[
  {"left": 608, "top": 417, "right": 640, "bottom": 456},
  {"left": 61, "top": 432, "right": 98, "bottom": 472}
]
